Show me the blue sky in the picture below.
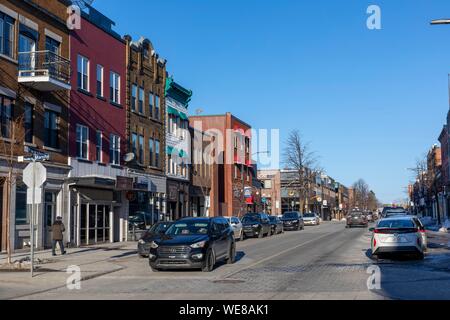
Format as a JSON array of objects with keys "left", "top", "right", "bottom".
[{"left": 93, "top": 0, "right": 450, "bottom": 203}]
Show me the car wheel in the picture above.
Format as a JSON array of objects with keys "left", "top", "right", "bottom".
[
  {"left": 202, "top": 249, "right": 215, "bottom": 272},
  {"left": 226, "top": 243, "right": 236, "bottom": 264},
  {"left": 417, "top": 253, "right": 425, "bottom": 260},
  {"left": 150, "top": 266, "right": 159, "bottom": 272}
]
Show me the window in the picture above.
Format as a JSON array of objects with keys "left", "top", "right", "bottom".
[
  {"left": 77, "top": 55, "right": 89, "bottom": 91},
  {"left": 44, "top": 110, "right": 59, "bottom": 149},
  {"left": 155, "top": 95, "right": 160, "bottom": 120},
  {"left": 149, "top": 138, "right": 154, "bottom": 167},
  {"left": 0, "top": 13, "right": 14, "bottom": 58},
  {"left": 155, "top": 139, "right": 160, "bottom": 168},
  {"left": 76, "top": 124, "right": 89, "bottom": 159},
  {"left": 264, "top": 180, "right": 272, "bottom": 189},
  {"left": 96, "top": 131, "right": 103, "bottom": 162},
  {"left": 131, "top": 84, "right": 137, "bottom": 111},
  {"left": 139, "top": 87, "right": 144, "bottom": 114},
  {"left": 45, "top": 36, "right": 60, "bottom": 55},
  {"left": 0, "top": 95, "right": 12, "bottom": 138},
  {"left": 110, "top": 72, "right": 120, "bottom": 104},
  {"left": 110, "top": 134, "right": 120, "bottom": 165},
  {"left": 131, "top": 133, "right": 138, "bottom": 157},
  {"left": 96, "top": 65, "right": 104, "bottom": 97},
  {"left": 139, "top": 135, "right": 144, "bottom": 163},
  {"left": 149, "top": 93, "right": 154, "bottom": 118},
  {"left": 24, "top": 103, "right": 33, "bottom": 143},
  {"left": 15, "top": 184, "right": 27, "bottom": 226}
]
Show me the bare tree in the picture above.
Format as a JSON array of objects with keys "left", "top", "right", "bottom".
[
  {"left": 283, "top": 130, "right": 321, "bottom": 213},
  {"left": 0, "top": 115, "right": 26, "bottom": 265},
  {"left": 352, "top": 179, "right": 370, "bottom": 210}
]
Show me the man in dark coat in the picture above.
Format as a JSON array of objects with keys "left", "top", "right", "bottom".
[{"left": 51, "top": 216, "right": 66, "bottom": 256}]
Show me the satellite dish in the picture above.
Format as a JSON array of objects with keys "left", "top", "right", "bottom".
[
  {"left": 123, "top": 153, "right": 135, "bottom": 163},
  {"left": 71, "top": 0, "right": 94, "bottom": 9}
]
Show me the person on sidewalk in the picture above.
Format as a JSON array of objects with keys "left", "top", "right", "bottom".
[{"left": 51, "top": 217, "right": 66, "bottom": 256}]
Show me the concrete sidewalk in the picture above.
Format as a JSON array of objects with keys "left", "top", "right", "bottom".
[{"left": 0, "top": 242, "right": 138, "bottom": 300}]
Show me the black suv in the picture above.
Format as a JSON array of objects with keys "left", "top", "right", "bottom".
[
  {"left": 148, "top": 217, "right": 236, "bottom": 272},
  {"left": 282, "top": 212, "right": 305, "bottom": 231},
  {"left": 241, "top": 213, "right": 271, "bottom": 238}
]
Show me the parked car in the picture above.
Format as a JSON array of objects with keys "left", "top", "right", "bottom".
[
  {"left": 384, "top": 209, "right": 409, "bottom": 218},
  {"left": 381, "top": 207, "right": 405, "bottom": 218},
  {"left": 129, "top": 211, "right": 158, "bottom": 241},
  {"left": 281, "top": 212, "right": 305, "bottom": 231},
  {"left": 137, "top": 221, "right": 173, "bottom": 257},
  {"left": 268, "top": 216, "right": 284, "bottom": 235},
  {"left": 242, "top": 213, "right": 271, "bottom": 238},
  {"left": 370, "top": 216, "right": 426, "bottom": 260},
  {"left": 148, "top": 217, "right": 236, "bottom": 272},
  {"left": 224, "top": 216, "right": 244, "bottom": 241},
  {"left": 366, "top": 212, "right": 374, "bottom": 222},
  {"left": 346, "top": 211, "right": 368, "bottom": 228},
  {"left": 303, "top": 213, "right": 320, "bottom": 226}
]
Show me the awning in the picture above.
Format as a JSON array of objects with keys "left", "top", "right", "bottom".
[
  {"left": 179, "top": 112, "right": 189, "bottom": 120},
  {"left": 167, "top": 106, "right": 180, "bottom": 117}
]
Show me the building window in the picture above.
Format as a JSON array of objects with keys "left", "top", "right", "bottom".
[
  {"left": 110, "top": 72, "right": 120, "bottom": 104},
  {"left": 77, "top": 55, "right": 89, "bottom": 91},
  {"left": 44, "top": 110, "right": 59, "bottom": 149},
  {"left": 149, "top": 138, "right": 154, "bottom": 167},
  {"left": 0, "top": 13, "right": 14, "bottom": 58},
  {"left": 76, "top": 124, "right": 89, "bottom": 160},
  {"left": 96, "top": 65, "right": 104, "bottom": 97},
  {"left": 155, "top": 139, "right": 160, "bottom": 168},
  {"left": 96, "top": 131, "right": 103, "bottom": 162},
  {"left": 139, "top": 87, "right": 144, "bottom": 114},
  {"left": 263, "top": 180, "right": 272, "bottom": 189},
  {"left": 24, "top": 103, "right": 33, "bottom": 143},
  {"left": 110, "top": 134, "right": 120, "bottom": 165},
  {"left": 149, "top": 93, "right": 154, "bottom": 118},
  {"left": 0, "top": 95, "right": 13, "bottom": 138},
  {"left": 139, "top": 135, "right": 144, "bottom": 163},
  {"left": 15, "top": 184, "right": 27, "bottom": 225},
  {"left": 131, "top": 133, "right": 137, "bottom": 157},
  {"left": 131, "top": 84, "right": 137, "bottom": 111},
  {"left": 155, "top": 95, "right": 160, "bottom": 120}
]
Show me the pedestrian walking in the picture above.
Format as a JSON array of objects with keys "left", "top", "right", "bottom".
[{"left": 51, "top": 216, "right": 66, "bottom": 256}]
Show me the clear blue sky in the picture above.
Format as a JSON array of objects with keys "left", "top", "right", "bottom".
[{"left": 93, "top": 0, "right": 450, "bottom": 204}]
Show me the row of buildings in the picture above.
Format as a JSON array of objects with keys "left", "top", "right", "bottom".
[
  {"left": 257, "top": 170, "right": 352, "bottom": 221},
  {"left": 409, "top": 107, "right": 450, "bottom": 222},
  {"left": 0, "top": 0, "right": 265, "bottom": 252}
]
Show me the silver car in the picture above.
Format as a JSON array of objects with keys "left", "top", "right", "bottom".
[
  {"left": 370, "top": 216, "right": 426, "bottom": 260},
  {"left": 224, "top": 216, "right": 244, "bottom": 241},
  {"left": 303, "top": 213, "right": 320, "bottom": 226}
]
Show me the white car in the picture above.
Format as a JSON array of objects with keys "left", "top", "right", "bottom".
[
  {"left": 371, "top": 216, "right": 426, "bottom": 260},
  {"left": 303, "top": 213, "right": 320, "bottom": 226},
  {"left": 224, "top": 216, "right": 244, "bottom": 241}
]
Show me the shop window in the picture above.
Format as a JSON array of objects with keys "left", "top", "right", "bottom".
[{"left": 15, "top": 184, "right": 27, "bottom": 225}]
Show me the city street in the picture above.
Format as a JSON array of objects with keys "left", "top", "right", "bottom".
[{"left": 2, "top": 221, "right": 449, "bottom": 300}]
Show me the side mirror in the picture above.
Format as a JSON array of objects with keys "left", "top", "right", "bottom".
[{"left": 369, "top": 228, "right": 375, "bottom": 232}]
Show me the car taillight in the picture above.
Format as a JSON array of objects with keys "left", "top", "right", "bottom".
[
  {"left": 419, "top": 228, "right": 426, "bottom": 233},
  {"left": 373, "top": 238, "right": 377, "bottom": 247}
]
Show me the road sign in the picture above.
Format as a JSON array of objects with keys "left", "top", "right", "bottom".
[
  {"left": 24, "top": 146, "right": 50, "bottom": 162},
  {"left": 23, "top": 163, "right": 47, "bottom": 205},
  {"left": 262, "top": 197, "right": 267, "bottom": 204},
  {"left": 23, "top": 162, "right": 47, "bottom": 188}
]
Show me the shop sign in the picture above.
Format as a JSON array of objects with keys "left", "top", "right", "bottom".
[
  {"left": 116, "top": 176, "right": 133, "bottom": 190},
  {"left": 244, "top": 187, "right": 253, "bottom": 198}
]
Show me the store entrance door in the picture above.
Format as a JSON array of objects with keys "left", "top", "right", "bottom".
[
  {"left": 44, "top": 192, "right": 57, "bottom": 248},
  {"left": 80, "top": 203, "right": 111, "bottom": 245}
]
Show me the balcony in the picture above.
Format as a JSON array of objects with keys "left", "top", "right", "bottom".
[{"left": 18, "top": 51, "right": 71, "bottom": 91}]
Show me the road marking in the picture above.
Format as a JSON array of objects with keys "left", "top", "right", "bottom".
[{"left": 221, "top": 231, "right": 340, "bottom": 279}]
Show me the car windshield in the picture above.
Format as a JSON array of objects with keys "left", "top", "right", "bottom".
[
  {"left": 377, "top": 219, "right": 415, "bottom": 229},
  {"left": 283, "top": 212, "right": 298, "bottom": 219},
  {"left": 242, "top": 216, "right": 260, "bottom": 224},
  {"left": 166, "top": 221, "right": 210, "bottom": 236},
  {"left": 150, "top": 222, "right": 171, "bottom": 234},
  {"left": 304, "top": 213, "right": 315, "bottom": 218},
  {"left": 351, "top": 212, "right": 363, "bottom": 217}
]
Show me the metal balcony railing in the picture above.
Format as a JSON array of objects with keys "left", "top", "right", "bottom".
[{"left": 18, "top": 50, "right": 71, "bottom": 85}]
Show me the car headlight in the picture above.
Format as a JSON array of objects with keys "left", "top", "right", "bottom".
[
  {"left": 252, "top": 224, "right": 259, "bottom": 228},
  {"left": 138, "top": 239, "right": 145, "bottom": 245},
  {"left": 190, "top": 241, "right": 206, "bottom": 249},
  {"left": 150, "top": 241, "right": 159, "bottom": 249}
]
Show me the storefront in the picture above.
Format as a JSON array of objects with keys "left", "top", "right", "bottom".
[{"left": 167, "top": 179, "right": 189, "bottom": 221}]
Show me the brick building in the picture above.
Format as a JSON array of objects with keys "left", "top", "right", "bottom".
[
  {"left": 0, "top": 0, "right": 71, "bottom": 251},
  {"left": 258, "top": 169, "right": 281, "bottom": 215}
]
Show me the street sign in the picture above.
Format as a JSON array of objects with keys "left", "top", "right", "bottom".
[
  {"left": 262, "top": 197, "right": 267, "bottom": 204},
  {"left": 24, "top": 146, "right": 50, "bottom": 162},
  {"left": 23, "top": 162, "right": 47, "bottom": 205}
]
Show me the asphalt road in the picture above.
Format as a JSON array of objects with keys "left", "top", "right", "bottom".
[{"left": 18, "top": 221, "right": 450, "bottom": 300}]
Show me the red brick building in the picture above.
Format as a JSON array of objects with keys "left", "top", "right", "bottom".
[{"left": 189, "top": 113, "right": 256, "bottom": 217}]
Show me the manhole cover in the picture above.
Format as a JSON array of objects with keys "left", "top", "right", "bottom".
[{"left": 212, "top": 279, "right": 246, "bottom": 284}]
